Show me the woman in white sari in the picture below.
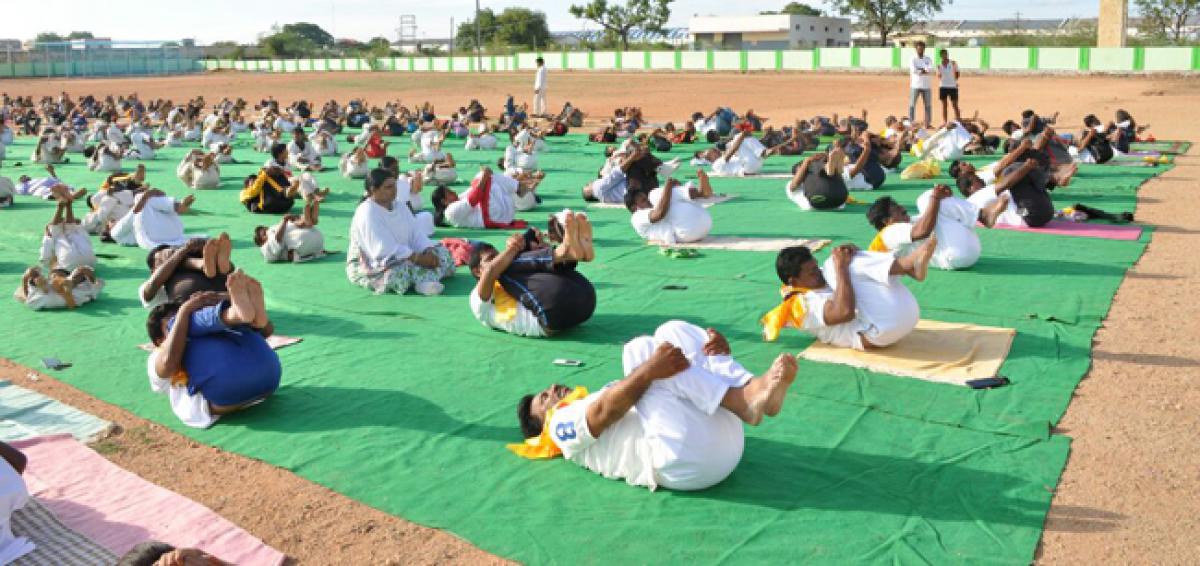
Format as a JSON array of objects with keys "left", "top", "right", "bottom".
[{"left": 347, "top": 169, "right": 455, "bottom": 296}]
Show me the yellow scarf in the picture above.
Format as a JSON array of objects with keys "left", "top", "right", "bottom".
[
  {"left": 491, "top": 281, "right": 519, "bottom": 323},
  {"left": 760, "top": 285, "right": 810, "bottom": 342},
  {"left": 154, "top": 347, "right": 190, "bottom": 387},
  {"left": 867, "top": 231, "right": 889, "bottom": 253},
  {"left": 240, "top": 170, "right": 287, "bottom": 207},
  {"left": 507, "top": 386, "right": 590, "bottom": 460}
]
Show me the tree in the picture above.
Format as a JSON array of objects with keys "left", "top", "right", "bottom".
[
  {"left": 495, "top": 8, "right": 552, "bottom": 50},
  {"left": 762, "top": 2, "right": 823, "bottom": 16},
  {"left": 66, "top": 31, "right": 94, "bottom": 40},
  {"left": 258, "top": 22, "right": 334, "bottom": 58},
  {"left": 456, "top": 8, "right": 498, "bottom": 51},
  {"left": 34, "top": 32, "right": 65, "bottom": 45},
  {"left": 828, "top": 0, "right": 949, "bottom": 46},
  {"left": 457, "top": 8, "right": 550, "bottom": 51},
  {"left": 569, "top": 0, "right": 674, "bottom": 51},
  {"left": 1134, "top": 0, "right": 1200, "bottom": 44}
]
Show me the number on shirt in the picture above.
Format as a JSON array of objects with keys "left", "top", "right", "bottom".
[{"left": 554, "top": 422, "right": 576, "bottom": 442}]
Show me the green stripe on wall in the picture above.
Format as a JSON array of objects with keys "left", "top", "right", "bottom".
[
  {"left": 1193, "top": 46, "right": 1200, "bottom": 70},
  {"left": 892, "top": 47, "right": 901, "bottom": 69},
  {"left": 1079, "top": 47, "right": 1090, "bottom": 71},
  {"left": 1028, "top": 47, "right": 1039, "bottom": 70},
  {"left": 739, "top": 50, "right": 748, "bottom": 72},
  {"left": 675, "top": 50, "right": 683, "bottom": 70},
  {"left": 706, "top": 50, "right": 713, "bottom": 70},
  {"left": 561, "top": 51, "right": 567, "bottom": 69},
  {"left": 850, "top": 46, "right": 860, "bottom": 68},
  {"left": 644, "top": 51, "right": 651, "bottom": 70},
  {"left": 1133, "top": 47, "right": 1145, "bottom": 71},
  {"left": 615, "top": 51, "right": 623, "bottom": 69},
  {"left": 980, "top": 47, "right": 991, "bottom": 70},
  {"left": 813, "top": 48, "right": 821, "bottom": 69},
  {"left": 588, "top": 51, "right": 595, "bottom": 69},
  {"left": 775, "top": 50, "right": 783, "bottom": 71}
]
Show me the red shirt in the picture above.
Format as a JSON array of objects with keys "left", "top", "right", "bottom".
[{"left": 365, "top": 133, "right": 387, "bottom": 158}]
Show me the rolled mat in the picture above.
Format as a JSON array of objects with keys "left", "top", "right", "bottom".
[
  {"left": 800, "top": 319, "right": 1017, "bottom": 386},
  {"left": 9, "top": 435, "right": 285, "bottom": 565}
]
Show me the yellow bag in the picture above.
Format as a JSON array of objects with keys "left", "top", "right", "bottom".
[{"left": 901, "top": 158, "right": 941, "bottom": 180}]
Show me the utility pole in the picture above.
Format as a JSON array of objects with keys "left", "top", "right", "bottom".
[
  {"left": 450, "top": 17, "right": 455, "bottom": 54},
  {"left": 475, "top": 0, "right": 483, "bottom": 72}
]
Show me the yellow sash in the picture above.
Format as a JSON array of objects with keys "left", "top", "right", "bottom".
[
  {"left": 507, "top": 386, "right": 590, "bottom": 460},
  {"left": 240, "top": 170, "right": 287, "bottom": 207},
  {"left": 156, "top": 347, "right": 190, "bottom": 387},
  {"left": 760, "top": 285, "right": 811, "bottom": 342},
  {"left": 492, "top": 282, "right": 519, "bottom": 323},
  {"left": 867, "top": 231, "right": 888, "bottom": 252}
]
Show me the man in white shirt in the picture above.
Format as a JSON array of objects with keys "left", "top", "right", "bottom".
[
  {"left": 908, "top": 41, "right": 934, "bottom": 129},
  {"left": 866, "top": 187, "right": 981, "bottom": 271},
  {"left": 513, "top": 321, "right": 798, "bottom": 491},
  {"left": 254, "top": 198, "right": 326, "bottom": 263},
  {"left": 625, "top": 175, "right": 714, "bottom": 244},
  {"left": 533, "top": 57, "right": 548, "bottom": 117},
  {"left": 765, "top": 243, "right": 934, "bottom": 350},
  {"left": 468, "top": 217, "right": 596, "bottom": 338},
  {"left": 0, "top": 442, "right": 34, "bottom": 563}
]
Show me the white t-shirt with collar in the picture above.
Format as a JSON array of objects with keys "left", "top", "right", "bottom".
[
  {"left": 548, "top": 389, "right": 658, "bottom": 489},
  {"left": 468, "top": 287, "right": 546, "bottom": 337},
  {"left": 146, "top": 350, "right": 217, "bottom": 429},
  {"left": 910, "top": 54, "right": 934, "bottom": 90}
]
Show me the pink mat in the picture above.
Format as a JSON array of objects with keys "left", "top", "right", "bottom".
[
  {"left": 10, "top": 435, "right": 285, "bottom": 565},
  {"left": 984, "top": 220, "right": 1143, "bottom": 241}
]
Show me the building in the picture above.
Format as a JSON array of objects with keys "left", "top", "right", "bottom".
[{"left": 689, "top": 14, "right": 851, "bottom": 50}]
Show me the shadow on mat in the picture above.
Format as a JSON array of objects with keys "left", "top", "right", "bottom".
[
  {"left": 679, "top": 437, "right": 1053, "bottom": 529},
  {"left": 971, "top": 256, "right": 1128, "bottom": 278},
  {"left": 225, "top": 385, "right": 512, "bottom": 442},
  {"left": 1042, "top": 504, "right": 1126, "bottom": 533}
]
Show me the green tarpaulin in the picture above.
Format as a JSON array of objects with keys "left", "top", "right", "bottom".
[{"left": 0, "top": 132, "right": 1164, "bottom": 564}]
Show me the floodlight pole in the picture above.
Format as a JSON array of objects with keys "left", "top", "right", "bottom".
[{"left": 475, "top": 0, "right": 483, "bottom": 72}]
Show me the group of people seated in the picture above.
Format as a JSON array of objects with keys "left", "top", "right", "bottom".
[{"left": 0, "top": 88, "right": 1155, "bottom": 499}]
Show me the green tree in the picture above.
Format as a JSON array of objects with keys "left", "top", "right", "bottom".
[
  {"left": 34, "top": 32, "right": 65, "bottom": 45},
  {"left": 1134, "top": 0, "right": 1200, "bottom": 44},
  {"left": 458, "top": 8, "right": 550, "bottom": 51},
  {"left": 456, "top": 8, "right": 499, "bottom": 51},
  {"left": 828, "top": 0, "right": 949, "bottom": 46},
  {"left": 66, "top": 31, "right": 94, "bottom": 40},
  {"left": 258, "top": 22, "right": 334, "bottom": 57},
  {"left": 569, "top": 0, "right": 673, "bottom": 51},
  {"left": 495, "top": 8, "right": 552, "bottom": 50},
  {"left": 762, "top": 2, "right": 823, "bottom": 16}
]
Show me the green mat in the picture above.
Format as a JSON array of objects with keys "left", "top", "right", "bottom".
[{"left": 0, "top": 132, "right": 1164, "bottom": 564}]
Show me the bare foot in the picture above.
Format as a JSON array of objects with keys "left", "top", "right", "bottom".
[
  {"left": 179, "top": 194, "right": 196, "bottom": 212},
  {"left": 244, "top": 275, "right": 269, "bottom": 329},
  {"left": 70, "top": 188, "right": 88, "bottom": 201},
  {"left": 695, "top": 168, "right": 714, "bottom": 198},
  {"left": 222, "top": 271, "right": 256, "bottom": 326},
  {"left": 558, "top": 213, "right": 586, "bottom": 262},
  {"left": 760, "top": 353, "right": 798, "bottom": 417},
  {"left": 980, "top": 193, "right": 1009, "bottom": 228},
  {"left": 201, "top": 239, "right": 219, "bottom": 279},
  {"left": 573, "top": 213, "right": 595, "bottom": 262},
  {"left": 911, "top": 235, "right": 937, "bottom": 282},
  {"left": 216, "top": 232, "right": 233, "bottom": 275}
]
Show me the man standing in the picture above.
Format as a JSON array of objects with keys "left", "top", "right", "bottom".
[
  {"left": 936, "top": 48, "right": 961, "bottom": 125},
  {"left": 533, "top": 57, "right": 548, "bottom": 117},
  {"left": 908, "top": 41, "right": 934, "bottom": 129}
]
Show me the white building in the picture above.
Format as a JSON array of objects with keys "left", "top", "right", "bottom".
[{"left": 689, "top": 14, "right": 851, "bottom": 50}]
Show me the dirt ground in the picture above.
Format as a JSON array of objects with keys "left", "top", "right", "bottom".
[{"left": 3, "top": 70, "right": 1198, "bottom": 564}]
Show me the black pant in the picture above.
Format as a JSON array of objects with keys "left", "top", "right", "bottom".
[
  {"left": 1009, "top": 166, "right": 1055, "bottom": 228},
  {"left": 802, "top": 160, "right": 849, "bottom": 210},
  {"left": 499, "top": 248, "right": 596, "bottom": 333}
]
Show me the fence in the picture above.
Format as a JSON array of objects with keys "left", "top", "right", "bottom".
[
  {"left": 0, "top": 40, "right": 205, "bottom": 79},
  {"left": 200, "top": 46, "right": 1199, "bottom": 75}
]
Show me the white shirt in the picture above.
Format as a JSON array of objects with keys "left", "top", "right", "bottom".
[
  {"left": 261, "top": 224, "right": 325, "bottom": 262},
  {"left": 534, "top": 66, "right": 548, "bottom": 91},
  {"left": 710, "top": 137, "right": 766, "bottom": 177},
  {"left": 0, "top": 459, "right": 32, "bottom": 563},
  {"left": 349, "top": 199, "right": 435, "bottom": 269},
  {"left": 18, "top": 279, "right": 103, "bottom": 311},
  {"left": 134, "top": 196, "right": 188, "bottom": 250},
  {"left": 549, "top": 390, "right": 658, "bottom": 489},
  {"left": 630, "top": 185, "right": 712, "bottom": 244},
  {"left": 938, "top": 60, "right": 958, "bottom": 88},
  {"left": 147, "top": 350, "right": 217, "bottom": 428},
  {"left": 469, "top": 288, "right": 546, "bottom": 337},
  {"left": 800, "top": 252, "right": 920, "bottom": 350},
  {"left": 910, "top": 54, "right": 934, "bottom": 89}
]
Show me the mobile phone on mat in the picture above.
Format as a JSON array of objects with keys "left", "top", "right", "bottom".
[
  {"left": 553, "top": 359, "right": 585, "bottom": 367},
  {"left": 965, "top": 376, "right": 1010, "bottom": 389}
]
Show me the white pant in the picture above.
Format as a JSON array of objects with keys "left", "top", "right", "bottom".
[
  {"left": 534, "top": 90, "right": 547, "bottom": 115},
  {"left": 622, "top": 321, "right": 751, "bottom": 491},
  {"left": 40, "top": 224, "right": 96, "bottom": 271}
]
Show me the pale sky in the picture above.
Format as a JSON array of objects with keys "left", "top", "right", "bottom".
[{"left": 1, "top": 0, "right": 1104, "bottom": 44}]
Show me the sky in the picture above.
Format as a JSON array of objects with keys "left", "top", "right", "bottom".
[{"left": 0, "top": 0, "right": 1107, "bottom": 44}]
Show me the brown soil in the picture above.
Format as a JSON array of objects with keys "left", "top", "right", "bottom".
[{"left": 3, "top": 71, "right": 1199, "bottom": 564}]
